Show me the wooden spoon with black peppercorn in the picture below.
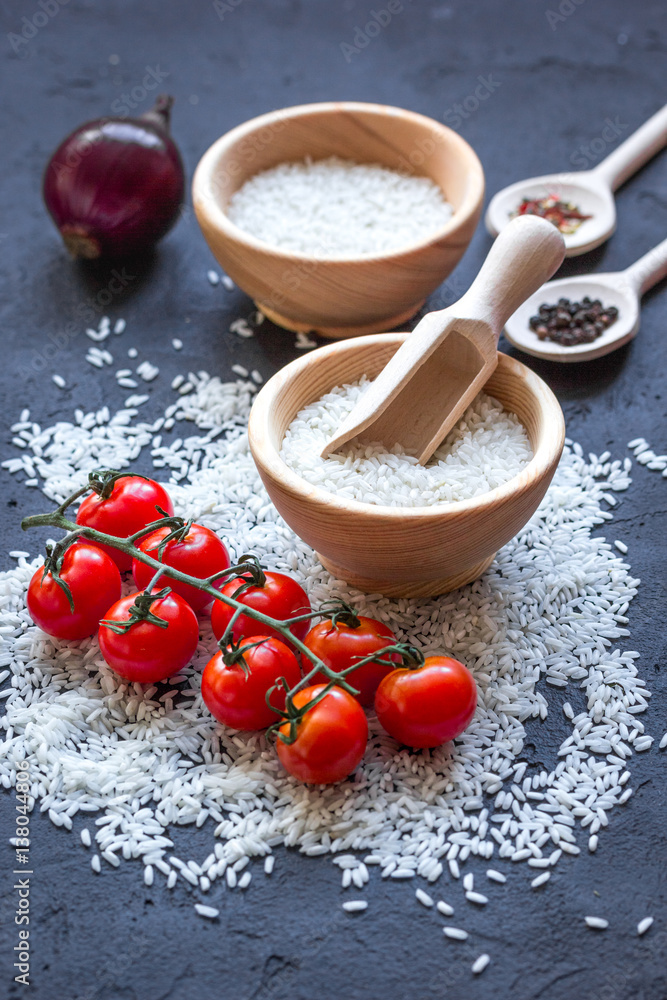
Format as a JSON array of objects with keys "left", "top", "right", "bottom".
[{"left": 504, "top": 237, "right": 667, "bottom": 362}]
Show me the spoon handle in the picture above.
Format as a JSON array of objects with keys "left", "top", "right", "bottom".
[
  {"left": 458, "top": 214, "right": 565, "bottom": 336},
  {"left": 623, "top": 237, "right": 667, "bottom": 296},
  {"left": 592, "top": 105, "right": 667, "bottom": 192}
]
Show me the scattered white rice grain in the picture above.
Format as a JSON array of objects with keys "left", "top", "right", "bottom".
[
  {"left": 295, "top": 331, "right": 317, "bottom": 350},
  {"left": 207, "top": 270, "right": 220, "bottom": 286},
  {"left": 0, "top": 370, "right": 647, "bottom": 926},
  {"left": 144, "top": 865, "right": 154, "bottom": 886},
  {"left": 463, "top": 873, "right": 474, "bottom": 891},
  {"left": 114, "top": 319, "right": 126, "bottom": 334},
  {"left": 91, "top": 855, "right": 101, "bottom": 873},
  {"left": 416, "top": 888, "right": 434, "bottom": 908},
  {"left": 585, "top": 917, "right": 609, "bottom": 930},
  {"left": 588, "top": 835, "right": 598, "bottom": 853},
  {"left": 466, "top": 891, "right": 489, "bottom": 905},
  {"left": 264, "top": 856, "right": 275, "bottom": 875},
  {"left": 637, "top": 917, "right": 654, "bottom": 936},
  {"left": 436, "top": 900, "right": 455, "bottom": 917},
  {"left": 614, "top": 540, "right": 628, "bottom": 554},
  {"left": 127, "top": 347, "right": 138, "bottom": 358},
  {"left": 486, "top": 870, "right": 506, "bottom": 884},
  {"left": 221, "top": 275, "right": 234, "bottom": 290},
  {"left": 194, "top": 904, "right": 219, "bottom": 919},
  {"left": 472, "top": 954, "right": 491, "bottom": 975},
  {"left": 449, "top": 859, "right": 460, "bottom": 879},
  {"left": 251, "top": 370, "right": 263, "bottom": 384},
  {"left": 171, "top": 375, "right": 185, "bottom": 390},
  {"left": 342, "top": 900, "right": 368, "bottom": 913},
  {"left": 659, "top": 733, "right": 667, "bottom": 750},
  {"left": 137, "top": 361, "right": 159, "bottom": 382},
  {"left": 167, "top": 871, "right": 177, "bottom": 889},
  {"left": 172, "top": 338, "right": 183, "bottom": 350},
  {"left": 238, "top": 871, "right": 251, "bottom": 889},
  {"left": 232, "top": 365, "right": 248, "bottom": 378},
  {"left": 531, "top": 872, "right": 550, "bottom": 889},
  {"left": 52, "top": 375, "right": 66, "bottom": 389},
  {"left": 80, "top": 828, "right": 91, "bottom": 848},
  {"left": 443, "top": 927, "right": 468, "bottom": 941},
  {"left": 117, "top": 378, "right": 138, "bottom": 389}
]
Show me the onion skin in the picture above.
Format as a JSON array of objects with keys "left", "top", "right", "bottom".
[{"left": 43, "top": 95, "right": 185, "bottom": 260}]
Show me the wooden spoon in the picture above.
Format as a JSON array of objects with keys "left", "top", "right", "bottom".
[
  {"left": 504, "top": 236, "right": 667, "bottom": 362},
  {"left": 485, "top": 105, "right": 667, "bottom": 257},
  {"left": 322, "top": 214, "right": 565, "bottom": 465}
]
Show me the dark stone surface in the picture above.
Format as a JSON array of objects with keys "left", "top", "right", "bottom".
[{"left": 1, "top": 1, "right": 666, "bottom": 998}]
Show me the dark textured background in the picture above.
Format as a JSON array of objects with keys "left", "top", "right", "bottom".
[{"left": 1, "top": 1, "right": 666, "bottom": 998}]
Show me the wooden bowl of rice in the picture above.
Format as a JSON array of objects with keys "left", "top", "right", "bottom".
[
  {"left": 248, "top": 334, "right": 565, "bottom": 598},
  {"left": 192, "top": 102, "right": 484, "bottom": 339}
]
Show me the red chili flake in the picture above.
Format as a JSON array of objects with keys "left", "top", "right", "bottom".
[{"left": 513, "top": 194, "right": 592, "bottom": 234}]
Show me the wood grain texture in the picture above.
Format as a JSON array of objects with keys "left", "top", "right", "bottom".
[
  {"left": 192, "top": 102, "right": 484, "bottom": 338},
  {"left": 248, "top": 334, "right": 565, "bottom": 597}
]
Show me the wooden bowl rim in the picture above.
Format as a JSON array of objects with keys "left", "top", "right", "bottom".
[
  {"left": 248, "top": 334, "right": 566, "bottom": 520},
  {"left": 192, "top": 101, "right": 485, "bottom": 265}
]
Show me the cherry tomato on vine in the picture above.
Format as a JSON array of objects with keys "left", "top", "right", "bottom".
[
  {"left": 211, "top": 567, "right": 311, "bottom": 646},
  {"left": 276, "top": 684, "right": 368, "bottom": 785},
  {"left": 76, "top": 472, "right": 174, "bottom": 572},
  {"left": 374, "top": 656, "right": 477, "bottom": 749},
  {"left": 201, "top": 635, "right": 301, "bottom": 731},
  {"left": 98, "top": 589, "right": 199, "bottom": 683},
  {"left": 303, "top": 614, "right": 400, "bottom": 706},
  {"left": 27, "top": 542, "right": 121, "bottom": 641},
  {"left": 132, "top": 522, "right": 230, "bottom": 612}
]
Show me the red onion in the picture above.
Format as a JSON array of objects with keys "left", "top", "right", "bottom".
[{"left": 43, "top": 95, "right": 185, "bottom": 260}]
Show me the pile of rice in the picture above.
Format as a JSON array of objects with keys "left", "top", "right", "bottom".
[
  {"left": 226, "top": 156, "right": 454, "bottom": 258},
  {"left": 281, "top": 379, "right": 532, "bottom": 506},
  {"left": 0, "top": 353, "right": 651, "bottom": 941}
]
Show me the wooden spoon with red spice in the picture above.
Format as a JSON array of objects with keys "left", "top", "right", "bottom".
[{"left": 485, "top": 104, "right": 667, "bottom": 257}]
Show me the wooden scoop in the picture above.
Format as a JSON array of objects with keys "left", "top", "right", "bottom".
[{"left": 322, "top": 214, "right": 565, "bottom": 465}]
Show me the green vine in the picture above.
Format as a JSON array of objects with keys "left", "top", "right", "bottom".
[{"left": 21, "top": 471, "right": 422, "bottom": 746}]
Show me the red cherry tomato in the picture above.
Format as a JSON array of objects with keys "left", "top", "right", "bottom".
[
  {"left": 98, "top": 590, "right": 199, "bottom": 683},
  {"left": 132, "top": 522, "right": 230, "bottom": 612},
  {"left": 374, "top": 656, "right": 477, "bottom": 749},
  {"left": 211, "top": 571, "right": 311, "bottom": 646},
  {"left": 276, "top": 684, "right": 368, "bottom": 785},
  {"left": 76, "top": 474, "right": 174, "bottom": 572},
  {"left": 27, "top": 542, "right": 121, "bottom": 641},
  {"left": 201, "top": 635, "right": 301, "bottom": 731},
  {"left": 303, "top": 615, "right": 400, "bottom": 707}
]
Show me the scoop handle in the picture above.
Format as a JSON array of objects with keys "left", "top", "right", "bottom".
[
  {"left": 623, "top": 236, "right": 667, "bottom": 296},
  {"left": 459, "top": 214, "right": 565, "bottom": 337},
  {"left": 592, "top": 104, "right": 667, "bottom": 191}
]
